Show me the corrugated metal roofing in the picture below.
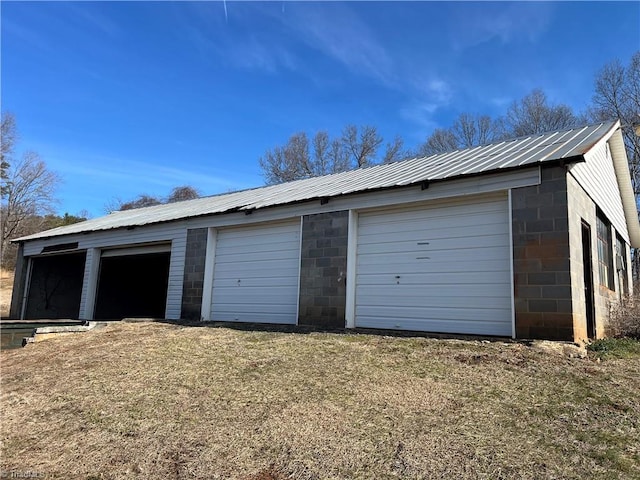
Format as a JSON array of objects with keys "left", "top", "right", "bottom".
[{"left": 15, "top": 121, "right": 619, "bottom": 242}]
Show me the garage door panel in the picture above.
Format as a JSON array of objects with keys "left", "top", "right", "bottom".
[
  {"left": 357, "top": 316, "right": 511, "bottom": 336},
  {"left": 355, "top": 193, "right": 512, "bottom": 336},
  {"left": 357, "top": 247, "right": 509, "bottom": 266},
  {"left": 212, "top": 310, "right": 296, "bottom": 324},
  {"left": 213, "top": 285, "right": 299, "bottom": 298},
  {"left": 357, "top": 304, "right": 511, "bottom": 321},
  {"left": 357, "top": 258, "right": 509, "bottom": 274},
  {"left": 212, "top": 259, "right": 300, "bottom": 275},
  {"left": 358, "top": 235, "right": 508, "bottom": 255},
  {"left": 361, "top": 200, "right": 507, "bottom": 226},
  {"left": 358, "top": 221, "right": 508, "bottom": 244},
  {"left": 216, "top": 224, "right": 299, "bottom": 241},
  {"left": 214, "top": 298, "right": 297, "bottom": 312},
  {"left": 216, "top": 239, "right": 301, "bottom": 255},
  {"left": 212, "top": 274, "right": 300, "bottom": 286},
  {"left": 211, "top": 220, "right": 300, "bottom": 324},
  {"left": 357, "top": 272, "right": 510, "bottom": 286},
  {"left": 357, "top": 295, "right": 510, "bottom": 311}
]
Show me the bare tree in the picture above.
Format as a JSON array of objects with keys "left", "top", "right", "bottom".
[
  {"left": 590, "top": 51, "right": 640, "bottom": 278},
  {"left": 1, "top": 113, "right": 17, "bottom": 197},
  {"left": 506, "top": 89, "right": 582, "bottom": 137},
  {"left": 418, "top": 114, "right": 506, "bottom": 156},
  {"left": 382, "top": 136, "right": 408, "bottom": 163},
  {"left": 327, "top": 138, "right": 350, "bottom": 174},
  {"left": 259, "top": 132, "right": 313, "bottom": 185},
  {"left": 167, "top": 185, "right": 201, "bottom": 203},
  {"left": 259, "top": 125, "right": 394, "bottom": 184},
  {"left": 590, "top": 51, "right": 640, "bottom": 195},
  {"left": 105, "top": 185, "right": 202, "bottom": 213},
  {"left": 342, "top": 124, "right": 383, "bottom": 168},
  {"left": 119, "top": 194, "right": 162, "bottom": 211},
  {"left": 1, "top": 152, "right": 61, "bottom": 267},
  {"left": 417, "top": 128, "right": 459, "bottom": 156},
  {"left": 454, "top": 114, "right": 506, "bottom": 148}
]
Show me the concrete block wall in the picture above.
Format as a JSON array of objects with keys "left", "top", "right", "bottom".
[
  {"left": 512, "top": 166, "right": 574, "bottom": 340},
  {"left": 298, "top": 211, "right": 348, "bottom": 328},
  {"left": 567, "top": 173, "right": 620, "bottom": 339},
  {"left": 180, "top": 228, "right": 207, "bottom": 320},
  {"left": 567, "top": 173, "right": 596, "bottom": 340}
]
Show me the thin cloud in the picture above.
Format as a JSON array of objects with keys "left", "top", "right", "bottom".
[
  {"left": 225, "top": 37, "right": 297, "bottom": 74},
  {"left": 399, "top": 101, "right": 442, "bottom": 138},
  {"left": 450, "top": 3, "right": 554, "bottom": 50},
  {"left": 279, "top": 3, "right": 395, "bottom": 86},
  {"left": 48, "top": 153, "right": 249, "bottom": 195},
  {"left": 65, "top": 3, "right": 122, "bottom": 39}
]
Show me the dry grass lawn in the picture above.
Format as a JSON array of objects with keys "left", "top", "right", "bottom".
[
  {"left": 1, "top": 322, "right": 639, "bottom": 479},
  {"left": 0, "top": 269, "right": 14, "bottom": 318}
]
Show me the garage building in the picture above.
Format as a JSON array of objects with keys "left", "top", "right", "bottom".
[{"left": 10, "top": 121, "right": 640, "bottom": 342}]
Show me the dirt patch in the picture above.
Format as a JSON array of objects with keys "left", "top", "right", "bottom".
[
  {"left": 0, "top": 268, "right": 14, "bottom": 318},
  {"left": 1, "top": 322, "right": 639, "bottom": 479}
]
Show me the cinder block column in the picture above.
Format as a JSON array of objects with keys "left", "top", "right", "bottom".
[
  {"left": 181, "top": 228, "right": 207, "bottom": 320},
  {"left": 512, "top": 166, "right": 574, "bottom": 340},
  {"left": 298, "top": 211, "right": 349, "bottom": 328}
]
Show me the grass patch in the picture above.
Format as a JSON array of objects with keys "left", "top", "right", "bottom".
[
  {"left": 588, "top": 337, "right": 640, "bottom": 360},
  {"left": 2, "top": 322, "right": 640, "bottom": 479}
]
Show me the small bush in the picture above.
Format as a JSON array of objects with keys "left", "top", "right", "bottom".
[{"left": 607, "top": 294, "right": 640, "bottom": 339}]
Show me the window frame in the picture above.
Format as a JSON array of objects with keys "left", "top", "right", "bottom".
[
  {"left": 615, "top": 233, "right": 629, "bottom": 296},
  {"left": 596, "top": 210, "right": 615, "bottom": 291}
]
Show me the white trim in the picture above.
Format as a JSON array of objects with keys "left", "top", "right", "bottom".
[
  {"left": 19, "top": 258, "right": 33, "bottom": 320},
  {"left": 200, "top": 228, "right": 217, "bottom": 321},
  {"left": 295, "top": 216, "right": 303, "bottom": 325},
  {"left": 608, "top": 126, "right": 640, "bottom": 247},
  {"left": 345, "top": 209, "right": 358, "bottom": 328},
  {"left": 508, "top": 189, "right": 516, "bottom": 339},
  {"left": 80, "top": 248, "right": 101, "bottom": 320},
  {"left": 101, "top": 243, "right": 171, "bottom": 257}
]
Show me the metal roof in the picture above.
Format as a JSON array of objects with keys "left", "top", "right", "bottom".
[{"left": 15, "top": 121, "right": 620, "bottom": 242}]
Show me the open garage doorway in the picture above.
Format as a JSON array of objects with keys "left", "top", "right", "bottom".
[
  {"left": 25, "top": 252, "right": 86, "bottom": 319},
  {"left": 94, "top": 250, "right": 170, "bottom": 320}
]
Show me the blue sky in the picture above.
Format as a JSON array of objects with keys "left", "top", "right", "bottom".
[{"left": 2, "top": 1, "right": 639, "bottom": 218}]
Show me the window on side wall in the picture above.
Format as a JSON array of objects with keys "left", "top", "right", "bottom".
[
  {"left": 616, "top": 234, "right": 629, "bottom": 295},
  {"left": 596, "top": 210, "right": 615, "bottom": 291}
]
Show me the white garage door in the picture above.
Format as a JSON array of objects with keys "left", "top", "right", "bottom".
[
  {"left": 355, "top": 193, "right": 512, "bottom": 336},
  {"left": 211, "top": 220, "right": 301, "bottom": 324}
]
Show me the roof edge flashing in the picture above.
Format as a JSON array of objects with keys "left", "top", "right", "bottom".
[{"left": 608, "top": 125, "right": 640, "bottom": 247}]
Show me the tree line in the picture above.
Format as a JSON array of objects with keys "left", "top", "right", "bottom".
[
  {"left": 1, "top": 113, "right": 72, "bottom": 268},
  {"left": 259, "top": 51, "right": 640, "bottom": 195},
  {"left": 104, "top": 185, "right": 201, "bottom": 213},
  {"left": 0, "top": 113, "right": 203, "bottom": 268}
]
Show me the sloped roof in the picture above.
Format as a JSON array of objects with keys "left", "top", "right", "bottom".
[{"left": 14, "top": 121, "right": 625, "bottom": 242}]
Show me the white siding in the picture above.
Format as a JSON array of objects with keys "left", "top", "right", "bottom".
[
  {"left": 210, "top": 220, "right": 301, "bottom": 324},
  {"left": 355, "top": 193, "right": 512, "bottom": 336},
  {"left": 79, "top": 248, "right": 100, "bottom": 320},
  {"left": 569, "top": 142, "right": 629, "bottom": 242},
  {"left": 166, "top": 232, "right": 187, "bottom": 319},
  {"left": 24, "top": 222, "right": 188, "bottom": 320}
]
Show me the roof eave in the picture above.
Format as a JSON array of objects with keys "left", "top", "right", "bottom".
[{"left": 607, "top": 122, "right": 640, "bottom": 247}]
